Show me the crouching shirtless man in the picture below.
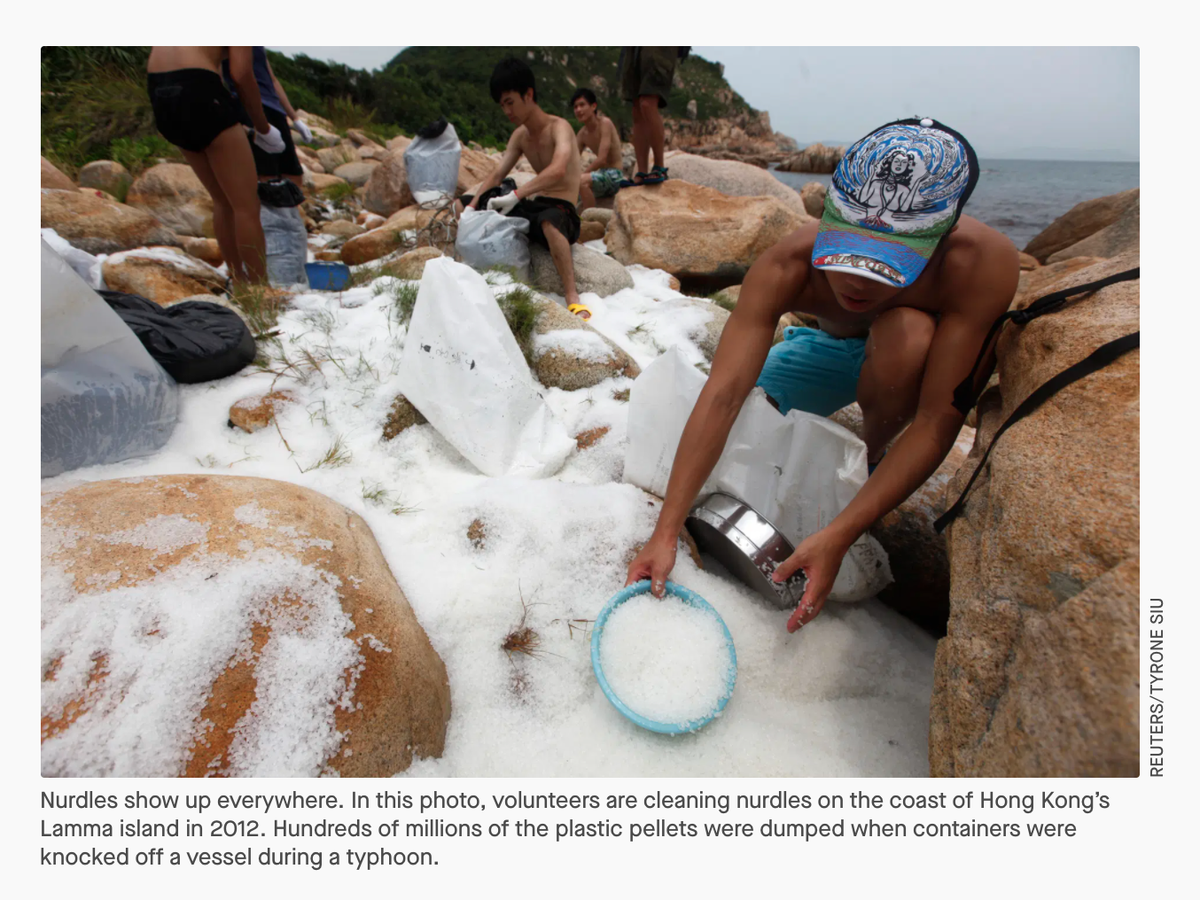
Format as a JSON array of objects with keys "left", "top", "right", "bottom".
[
  {"left": 462, "top": 58, "right": 590, "bottom": 318},
  {"left": 625, "top": 118, "right": 1019, "bottom": 632}
]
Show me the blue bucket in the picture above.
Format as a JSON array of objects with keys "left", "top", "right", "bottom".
[
  {"left": 304, "top": 261, "right": 352, "bottom": 291},
  {"left": 591, "top": 580, "right": 737, "bottom": 734}
]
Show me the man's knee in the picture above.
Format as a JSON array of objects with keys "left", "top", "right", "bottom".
[
  {"left": 637, "top": 94, "right": 660, "bottom": 116},
  {"left": 866, "top": 307, "right": 936, "bottom": 371}
]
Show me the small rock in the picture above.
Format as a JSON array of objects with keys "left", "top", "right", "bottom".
[
  {"left": 126, "top": 162, "right": 214, "bottom": 237},
  {"left": 579, "top": 220, "right": 606, "bottom": 243},
  {"left": 101, "top": 249, "right": 226, "bottom": 304},
  {"left": 321, "top": 220, "right": 366, "bottom": 238},
  {"left": 78, "top": 160, "right": 132, "bottom": 199},
  {"left": 575, "top": 426, "right": 610, "bottom": 450},
  {"left": 229, "top": 390, "right": 295, "bottom": 433},
  {"left": 381, "top": 247, "right": 444, "bottom": 280},
  {"left": 800, "top": 181, "right": 826, "bottom": 218},
  {"left": 581, "top": 207, "right": 613, "bottom": 226},
  {"left": 382, "top": 394, "right": 427, "bottom": 441},
  {"left": 333, "top": 161, "right": 380, "bottom": 188},
  {"left": 467, "top": 518, "right": 487, "bottom": 550},
  {"left": 180, "top": 235, "right": 223, "bottom": 267}
]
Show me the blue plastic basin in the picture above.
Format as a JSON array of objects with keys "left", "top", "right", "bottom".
[
  {"left": 591, "top": 580, "right": 737, "bottom": 734},
  {"left": 305, "top": 261, "right": 352, "bottom": 291}
]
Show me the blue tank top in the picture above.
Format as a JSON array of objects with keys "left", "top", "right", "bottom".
[{"left": 222, "top": 47, "right": 285, "bottom": 115}]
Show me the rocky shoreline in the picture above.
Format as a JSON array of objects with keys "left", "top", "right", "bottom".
[{"left": 41, "top": 123, "right": 1139, "bottom": 776}]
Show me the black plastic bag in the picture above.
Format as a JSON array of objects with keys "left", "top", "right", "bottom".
[
  {"left": 100, "top": 291, "right": 256, "bottom": 384},
  {"left": 416, "top": 117, "right": 449, "bottom": 140},
  {"left": 258, "top": 177, "right": 305, "bottom": 208}
]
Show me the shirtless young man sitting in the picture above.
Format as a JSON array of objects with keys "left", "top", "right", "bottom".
[
  {"left": 571, "top": 88, "right": 624, "bottom": 211},
  {"left": 462, "top": 58, "right": 589, "bottom": 318},
  {"left": 626, "top": 118, "right": 1019, "bottom": 632}
]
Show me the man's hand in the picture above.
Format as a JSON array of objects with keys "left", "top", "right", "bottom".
[
  {"left": 253, "top": 124, "right": 286, "bottom": 154},
  {"left": 293, "top": 117, "right": 313, "bottom": 144},
  {"left": 624, "top": 536, "right": 677, "bottom": 599},
  {"left": 773, "top": 528, "right": 851, "bottom": 632},
  {"left": 487, "top": 190, "right": 521, "bottom": 216}
]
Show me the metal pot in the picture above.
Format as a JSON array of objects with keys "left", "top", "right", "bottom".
[{"left": 685, "top": 492, "right": 807, "bottom": 611}]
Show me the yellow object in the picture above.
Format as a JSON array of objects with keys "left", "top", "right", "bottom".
[{"left": 568, "top": 303, "right": 593, "bottom": 320}]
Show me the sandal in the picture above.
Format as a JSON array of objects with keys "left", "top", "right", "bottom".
[
  {"left": 568, "top": 303, "right": 593, "bottom": 320},
  {"left": 618, "top": 173, "right": 648, "bottom": 188},
  {"left": 639, "top": 166, "right": 669, "bottom": 185}
]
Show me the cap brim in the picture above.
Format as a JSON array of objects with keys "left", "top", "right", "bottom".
[{"left": 812, "top": 223, "right": 937, "bottom": 289}]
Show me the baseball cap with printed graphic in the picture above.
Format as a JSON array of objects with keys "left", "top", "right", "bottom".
[{"left": 812, "top": 117, "right": 979, "bottom": 288}]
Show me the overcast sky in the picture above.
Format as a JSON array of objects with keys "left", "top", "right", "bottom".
[{"left": 269, "top": 46, "right": 1138, "bottom": 161}]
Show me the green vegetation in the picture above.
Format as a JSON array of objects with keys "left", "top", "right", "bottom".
[
  {"left": 496, "top": 285, "right": 541, "bottom": 364},
  {"left": 42, "top": 46, "right": 758, "bottom": 172}
]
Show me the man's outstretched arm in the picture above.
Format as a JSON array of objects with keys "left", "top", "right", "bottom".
[
  {"left": 625, "top": 231, "right": 809, "bottom": 595},
  {"left": 507, "top": 120, "right": 575, "bottom": 199},
  {"left": 773, "top": 240, "right": 1018, "bottom": 631}
]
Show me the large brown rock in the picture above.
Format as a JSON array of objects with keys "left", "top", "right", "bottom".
[
  {"left": 529, "top": 244, "right": 634, "bottom": 298},
  {"left": 777, "top": 143, "right": 844, "bottom": 174},
  {"left": 102, "top": 248, "right": 226, "bottom": 304},
  {"left": 317, "top": 142, "right": 360, "bottom": 172},
  {"left": 126, "top": 163, "right": 214, "bottom": 238},
  {"left": 41, "top": 475, "right": 451, "bottom": 777},
  {"left": 663, "top": 151, "right": 808, "bottom": 216},
  {"left": 530, "top": 297, "right": 641, "bottom": 391},
  {"left": 41, "top": 190, "right": 181, "bottom": 256},
  {"left": 1047, "top": 206, "right": 1139, "bottom": 264},
  {"left": 1023, "top": 188, "right": 1139, "bottom": 262},
  {"left": 309, "top": 173, "right": 350, "bottom": 195},
  {"left": 457, "top": 146, "right": 498, "bottom": 196},
  {"left": 363, "top": 152, "right": 413, "bottom": 217},
  {"left": 333, "top": 160, "right": 380, "bottom": 187},
  {"left": 930, "top": 254, "right": 1140, "bottom": 777},
  {"left": 605, "top": 180, "right": 810, "bottom": 281},
  {"left": 1012, "top": 256, "right": 1104, "bottom": 309},
  {"left": 78, "top": 159, "right": 132, "bottom": 200},
  {"left": 42, "top": 156, "right": 75, "bottom": 190},
  {"left": 340, "top": 206, "right": 440, "bottom": 265}
]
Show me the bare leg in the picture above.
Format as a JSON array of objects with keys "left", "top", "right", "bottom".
[
  {"left": 631, "top": 100, "right": 649, "bottom": 178},
  {"left": 578, "top": 174, "right": 596, "bottom": 212},
  {"left": 639, "top": 95, "right": 666, "bottom": 170},
  {"left": 856, "top": 307, "right": 937, "bottom": 463},
  {"left": 203, "top": 125, "right": 268, "bottom": 284},
  {"left": 181, "top": 147, "right": 242, "bottom": 281},
  {"left": 541, "top": 222, "right": 582, "bottom": 313}
]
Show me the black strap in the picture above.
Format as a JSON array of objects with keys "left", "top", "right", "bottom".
[
  {"left": 951, "top": 267, "right": 1140, "bottom": 415},
  {"left": 934, "top": 331, "right": 1140, "bottom": 533}
]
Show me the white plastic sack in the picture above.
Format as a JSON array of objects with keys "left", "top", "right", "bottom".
[
  {"left": 455, "top": 208, "right": 531, "bottom": 282},
  {"left": 623, "top": 346, "right": 892, "bottom": 602},
  {"left": 404, "top": 121, "right": 461, "bottom": 203},
  {"left": 41, "top": 228, "right": 104, "bottom": 288},
  {"left": 397, "top": 257, "right": 574, "bottom": 478},
  {"left": 261, "top": 204, "right": 309, "bottom": 289},
  {"left": 41, "top": 238, "right": 179, "bottom": 477}
]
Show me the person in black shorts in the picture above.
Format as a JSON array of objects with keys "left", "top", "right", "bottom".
[
  {"left": 222, "top": 47, "right": 312, "bottom": 187},
  {"left": 618, "top": 47, "right": 681, "bottom": 186},
  {"left": 458, "top": 58, "right": 590, "bottom": 318},
  {"left": 147, "top": 47, "right": 285, "bottom": 286}
]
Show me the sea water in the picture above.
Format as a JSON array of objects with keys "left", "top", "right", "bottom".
[{"left": 771, "top": 158, "right": 1140, "bottom": 251}]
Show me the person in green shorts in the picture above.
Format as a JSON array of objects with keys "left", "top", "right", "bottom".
[
  {"left": 572, "top": 88, "right": 625, "bottom": 210},
  {"left": 618, "top": 47, "right": 680, "bottom": 185}
]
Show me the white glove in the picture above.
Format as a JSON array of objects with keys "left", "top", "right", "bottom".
[
  {"left": 293, "top": 119, "right": 313, "bottom": 143},
  {"left": 487, "top": 191, "right": 521, "bottom": 216},
  {"left": 253, "top": 124, "right": 286, "bottom": 154}
]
